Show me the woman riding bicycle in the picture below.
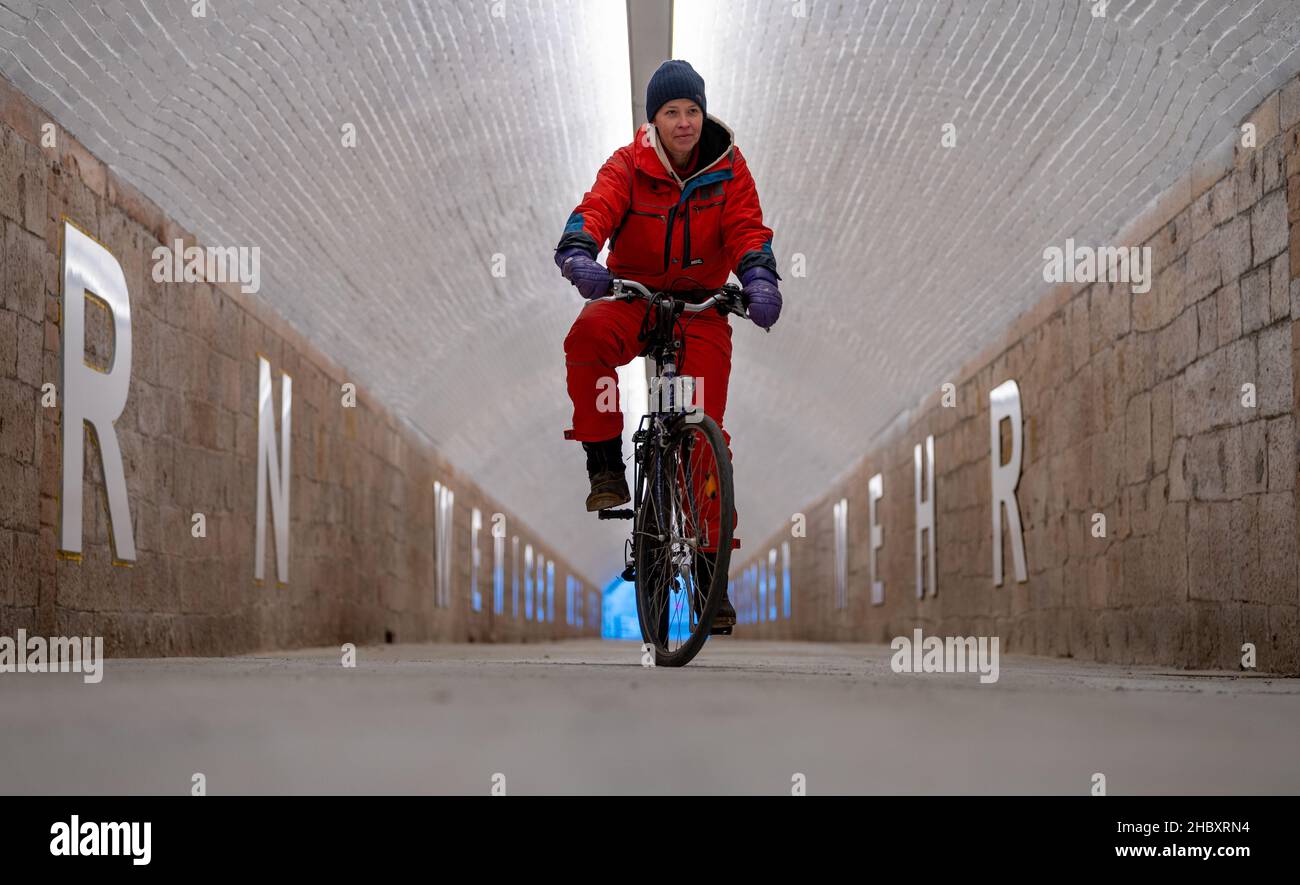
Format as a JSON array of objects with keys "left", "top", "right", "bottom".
[{"left": 554, "top": 59, "right": 782, "bottom": 630}]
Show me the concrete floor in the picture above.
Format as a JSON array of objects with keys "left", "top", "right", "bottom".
[{"left": 1, "top": 639, "right": 1297, "bottom": 794}]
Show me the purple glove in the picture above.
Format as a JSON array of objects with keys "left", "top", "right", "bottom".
[
  {"left": 740, "top": 266, "right": 782, "bottom": 329},
  {"left": 555, "top": 247, "right": 612, "bottom": 300}
]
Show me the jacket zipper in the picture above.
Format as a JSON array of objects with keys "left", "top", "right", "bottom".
[
  {"left": 663, "top": 203, "right": 679, "bottom": 274},
  {"left": 683, "top": 195, "right": 693, "bottom": 267}
]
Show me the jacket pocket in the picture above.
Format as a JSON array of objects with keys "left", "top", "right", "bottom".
[
  {"left": 611, "top": 207, "right": 668, "bottom": 273},
  {"left": 688, "top": 198, "right": 726, "bottom": 262}
]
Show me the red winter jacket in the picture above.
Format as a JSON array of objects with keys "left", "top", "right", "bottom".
[{"left": 554, "top": 115, "right": 779, "bottom": 291}]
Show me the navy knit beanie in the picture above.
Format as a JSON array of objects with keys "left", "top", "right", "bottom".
[{"left": 646, "top": 59, "right": 706, "bottom": 122}]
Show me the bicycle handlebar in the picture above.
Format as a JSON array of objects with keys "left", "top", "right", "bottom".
[{"left": 602, "top": 278, "right": 749, "bottom": 318}]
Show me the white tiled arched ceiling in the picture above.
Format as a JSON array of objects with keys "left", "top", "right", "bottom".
[{"left": 2, "top": 0, "right": 1298, "bottom": 584}]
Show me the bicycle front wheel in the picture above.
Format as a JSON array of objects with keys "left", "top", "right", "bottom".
[{"left": 633, "top": 414, "right": 735, "bottom": 668}]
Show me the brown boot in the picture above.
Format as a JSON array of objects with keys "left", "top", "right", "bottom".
[{"left": 582, "top": 437, "right": 630, "bottom": 512}]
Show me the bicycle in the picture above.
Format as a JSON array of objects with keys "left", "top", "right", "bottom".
[{"left": 595, "top": 278, "right": 747, "bottom": 667}]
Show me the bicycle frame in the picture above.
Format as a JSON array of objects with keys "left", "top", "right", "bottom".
[
  {"left": 601, "top": 278, "right": 743, "bottom": 595},
  {"left": 594, "top": 278, "right": 744, "bottom": 659}
]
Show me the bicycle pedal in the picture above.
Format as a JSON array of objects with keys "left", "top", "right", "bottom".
[
  {"left": 597, "top": 508, "right": 634, "bottom": 520},
  {"left": 620, "top": 564, "right": 635, "bottom": 582},
  {"left": 709, "top": 625, "right": 733, "bottom": 636}
]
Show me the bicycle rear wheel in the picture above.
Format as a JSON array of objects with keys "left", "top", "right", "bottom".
[{"left": 633, "top": 414, "right": 735, "bottom": 667}]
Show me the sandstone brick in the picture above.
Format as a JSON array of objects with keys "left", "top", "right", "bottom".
[
  {"left": 14, "top": 316, "right": 40, "bottom": 387},
  {"left": 1154, "top": 306, "right": 1197, "bottom": 380},
  {"left": 1251, "top": 188, "right": 1288, "bottom": 262},
  {"left": 1125, "top": 391, "right": 1152, "bottom": 484},
  {"left": 52, "top": 552, "right": 85, "bottom": 611},
  {"left": 1187, "top": 427, "right": 1235, "bottom": 501},
  {"left": 1133, "top": 587, "right": 1178, "bottom": 650},
  {"left": 214, "top": 295, "right": 242, "bottom": 359},
  {"left": 19, "top": 531, "right": 42, "bottom": 607},
  {"left": 1168, "top": 437, "right": 1189, "bottom": 501},
  {"left": 1128, "top": 472, "right": 1169, "bottom": 539},
  {"left": 1150, "top": 211, "right": 1190, "bottom": 271},
  {"left": 1209, "top": 174, "right": 1236, "bottom": 227},
  {"left": 1292, "top": 223, "right": 1300, "bottom": 280},
  {"left": 1258, "top": 491, "right": 1296, "bottom": 604},
  {"left": 1090, "top": 280, "right": 1128, "bottom": 352},
  {"left": 1097, "top": 610, "right": 1131, "bottom": 664},
  {"left": 1242, "top": 420, "right": 1268, "bottom": 495},
  {"left": 1234, "top": 497, "right": 1264, "bottom": 604},
  {"left": 1150, "top": 379, "right": 1173, "bottom": 472},
  {"left": 1270, "top": 253, "right": 1290, "bottom": 321},
  {"left": 1216, "top": 280, "right": 1241, "bottom": 345},
  {"left": 1068, "top": 292, "right": 1089, "bottom": 373},
  {"left": 1188, "top": 500, "right": 1255, "bottom": 603},
  {"left": 1187, "top": 224, "right": 1222, "bottom": 303},
  {"left": 1290, "top": 173, "right": 1300, "bottom": 224},
  {"left": 0, "top": 460, "right": 38, "bottom": 533},
  {"left": 219, "top": 354, "right": 241, "bottom": 413},
  {"left": 1087, "top": 425, "right": 1122, "bottom": 510},
  {"left": 5, "top": 220, "right": 45, "bottom": 323},
  {"left": 1262, "top": 137, "right": 1287, "bottom": 193},
  {"left": 1234, "top": 149, "right": 1264, "bottom": 214},
  {"left": 0, "top": 309, "right": 15, "bottom": 376},
  {"left": 1154, "top": 500, "right": 1188, "bottom": 603},
  {"left": 0, "top": 528, "right": 14, "bottom": 607},
  {"left": 1265, "top": 415, "right": 1294, "bottom": 491},
  {"left": 1218, "top": 214, "right": 1253, "bottom": 283},
  {"left": 1240, "top": 265, "right": 1271, "bottom": 334},
  {"left": 19, "top": 143, "right": 46, "bottom": 236},
  {"left": 157, "top": 321, "right": 190, "bottom": 392},
  {"left": 1190, "top": 188, "right": 1215, "bottom": 241},
  {"left": 1116, "top": 332, "right": 1153, "bottom": 404},
  {"left": 1256, "top": 321, "right": 1290, "bottom": 417},
  {"left": 1153, "top": 252, "right": 1186, "bottom": 325},
  {"left": 0, "top": 376, "right": 36, "bottom": 464},
  {"left": 1267, "top": 606, "right": 1299, "bottom": 673},
  {"left": 1153, "top": 604, "right": 1193, "bottom": 666},
  {"left": 0, "top": 126, "right": 28, "bottom": 223},
  {"left": 1196, "top": 296, "right": 1217, "bottom": 356},
  {"left": 1095, "top": 546, "right": 1123, "bottom": 611}
]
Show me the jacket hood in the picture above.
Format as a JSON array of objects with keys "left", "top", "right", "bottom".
[{"left": 635, "top": 113, "right": 735, "bottom": 188}]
